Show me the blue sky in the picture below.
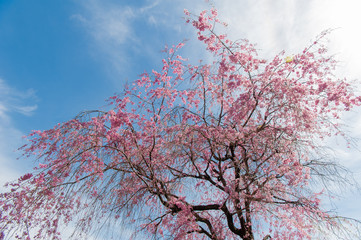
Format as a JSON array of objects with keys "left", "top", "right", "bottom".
[{"left": 1, "top": 0, "right": 361, "bottom": 238}]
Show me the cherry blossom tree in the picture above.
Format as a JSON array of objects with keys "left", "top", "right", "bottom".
[{"left": 1, "top": 8, "right": 361, "bottom": 240}]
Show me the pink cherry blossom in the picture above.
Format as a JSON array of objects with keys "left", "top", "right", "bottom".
[{"left": 0, "top": 8, "right": 360, "bottom": 240}]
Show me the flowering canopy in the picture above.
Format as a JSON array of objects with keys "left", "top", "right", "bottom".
[{"left": 1, "top": 8, "right": 360, "bottom": 240}]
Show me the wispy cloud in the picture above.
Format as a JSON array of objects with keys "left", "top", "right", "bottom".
[
  {"left": 71, "top": 0, "right": 140, "bottom": 77},
  {"left": 71, "top": 0, "right": 196, "bottom": 80},
  {"left": 0, "top": 78, "right": 37, "bottom": 118},
  {"left": 71, "top": 0, "right": 361, "bottom": 76},
  {"left": 77, "top": 3, "right": 135, "bottom": 46},
  {"left": 0, "top": 78, "right": 37, "bottom": 191}
]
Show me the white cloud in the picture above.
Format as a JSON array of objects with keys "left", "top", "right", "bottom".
[
  {"left": 0, "top": 78, "right": 37, "bottom": 117},
  {"left": 14, "top": 105, "right": 38, "bottom": 116},
  {"left": 71, "top": 0, "right": 205, "bottom": 79},
  {"left": 0, "top": 79, "right": 37, "bottom": 191},
  {"left": 144, "top": 0, "right": 361, "bottom": 81},
  {"left": 139, "top": 0, "right": 161, "bottom": 14},
  {"left": 71, "top": 0, "right": 138, "bottom": 77},
  {"left": 75, "top": 0, "right": 136, "bottom": 45},
  {"left": 71, "top": 0, "right": 361, "bottom": 74}
]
